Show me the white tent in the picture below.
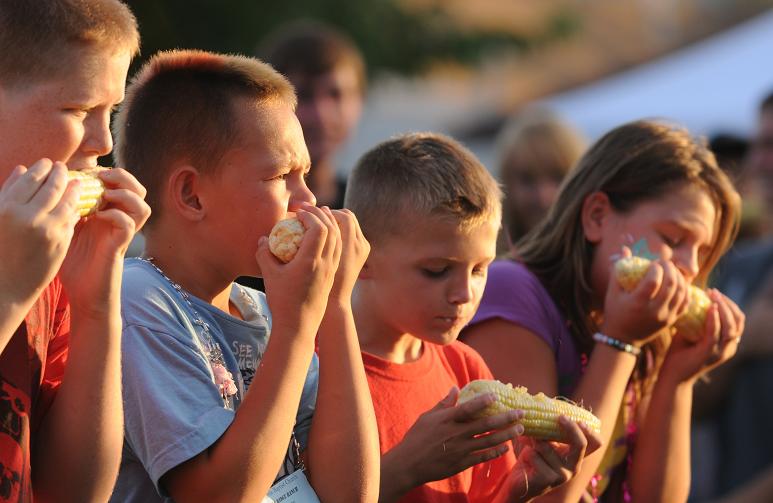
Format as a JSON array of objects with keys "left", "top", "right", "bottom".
[{"left": 540, "top": 9, "right": 773, "bottom": 141}]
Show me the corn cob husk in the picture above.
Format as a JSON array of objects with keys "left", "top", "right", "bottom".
[
  {"left": 614, "top": 256, "right": 711, "bottom": 342},
  {"left": 458, "top": 379, "right": 601, "bottom": 442},
  {"left": 67, "top": 167, "right": 106, "bottom": 217}
]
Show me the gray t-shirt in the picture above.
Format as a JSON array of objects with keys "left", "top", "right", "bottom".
[{"left": 110, "top": 258, "right": 318, "bottom": 502}]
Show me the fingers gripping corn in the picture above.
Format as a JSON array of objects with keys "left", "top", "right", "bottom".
[
  {"left": 458, "top": 379, "right": 601, "bottom": 442},
  {"left": 67, "top": 168, "right": 106, "bottom": 217},
  {"left": 614, "top": 256, "right": 711, "bottom": 342},
  {"left": 268, "top": 217, "right": 306, "bottom": 263}
]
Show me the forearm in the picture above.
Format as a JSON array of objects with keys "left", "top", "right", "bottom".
[
  {"left": 379, "top": 448, "right": 418, "bottom": 503},
  {"left": 34, "top": 290, "right": 124, "bottom": 502},
  {"left": 629, "top": 376, "right": 692, "bottom": 503},
  {"left": 534, "top": 345, "right": 637, "bottom": 502},
  {"left": 310, "top": 300, "right": 380, "bottom": 503},
  {"left": 172, "top": 329, "right": 318, "bottom": 502},
  {"left": 0, "top": 288, "right": 46, "bottom": 356}
]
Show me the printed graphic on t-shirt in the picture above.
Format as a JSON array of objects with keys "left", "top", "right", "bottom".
[
  {"left": 0, "top": 377, "right": 29, "bottom": 502},
  {"left": 231, "top": 340, "right": 263, "bottom": 390}
]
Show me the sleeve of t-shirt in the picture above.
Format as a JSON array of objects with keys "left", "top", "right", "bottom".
[
  {"left": 470, "top": 260, "right": 562, "bottom": 354},
  {"left": 121, "top": 320, "right": 234, "bottom": 495},
  {"left": 34, "top": 280, "right": 70, "bottom": 434}
]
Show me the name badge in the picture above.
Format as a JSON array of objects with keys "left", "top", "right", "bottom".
[{"left": 262, "top": 470, "right": 320, "bottom": 503}]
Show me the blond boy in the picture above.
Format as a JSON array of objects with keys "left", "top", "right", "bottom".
[
  {"left": 0, "top": 1, "right": 150, "bottom": 501},
  {"left": 110, "top": 50, "right": 379, "bottom": 502},
  {"left": 346, "top": 133, "right": 599, "bottom": 502}
]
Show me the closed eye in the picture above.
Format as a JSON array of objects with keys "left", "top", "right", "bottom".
[{"left": 422, "top": 267, "right": 449, "bottom": 279}]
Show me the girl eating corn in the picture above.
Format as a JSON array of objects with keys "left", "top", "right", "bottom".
[{"left": 462, "top": 120, "right": 745, "bottom": 502}]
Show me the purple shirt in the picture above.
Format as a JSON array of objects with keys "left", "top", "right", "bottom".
[{"left": 467, "top": 260, "right": 582, "bottom": 396}]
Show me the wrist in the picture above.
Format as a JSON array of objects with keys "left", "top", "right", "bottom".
[{"left": 593, "top": 332, "right": 642, "bottom": 357}]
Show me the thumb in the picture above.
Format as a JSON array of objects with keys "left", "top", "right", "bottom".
[
  {"left": 431, "top": 386, "right": 459, "bottom": 411},
  {"left": 255, "top": 236, "right": 275, "bottom": 272}
]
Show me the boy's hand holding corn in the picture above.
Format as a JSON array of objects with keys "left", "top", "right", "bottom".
[
  {"left": 0, "top": 160, "right": 80, "bottom": 320},
  {"left": 380, "top": 386, "right": 524, "bottom": 500},
  {"left": 258, "top": 203, "right": 341, "bottom": 340},
  {"left": 326, "top": 208, "right": 369, "bottom": 300},
  {"left": 59, "top": 166, "right": 149, "bottom": 315}
]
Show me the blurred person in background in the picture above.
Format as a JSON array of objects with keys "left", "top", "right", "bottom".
[
  {"left": 690, "top": 90, "right": 773, "bottom": 502},
  {"left": 495, "top": 107, "right": 586, "bottom": 255},
  {"left": 260, "top": 20, "right": 366, "bottom": 210}
]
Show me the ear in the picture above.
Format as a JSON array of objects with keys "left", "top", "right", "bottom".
[
  {"left": 581, "top": 191, "right": 612, "bottom": 244},
  {"left": 168, "top": 165, "right": 205, "bottom": 222}
]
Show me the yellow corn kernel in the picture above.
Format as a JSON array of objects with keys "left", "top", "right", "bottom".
[
  {"left": 458, "top": 379, "right": 601, "bottom": 442},
  {"left": 614, "top": 256, "right": 711, "bottom": 342},
  {"left": 67, "top": 168, "right": 106, "bottom": 217}
]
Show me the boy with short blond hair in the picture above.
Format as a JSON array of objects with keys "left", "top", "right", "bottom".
[
  {"left": 346, "top": 132, "right": 599, "bottom": 502},
  {"left": 110, "top": 49, "right": 379, "bottom": 502},
  {"left": 0, "top": 0, "right": 150, "bottom": 501}
]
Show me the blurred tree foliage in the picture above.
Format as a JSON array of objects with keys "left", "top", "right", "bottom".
[{"left": 125, "top": 0, "right": 578, "bottom": 76}]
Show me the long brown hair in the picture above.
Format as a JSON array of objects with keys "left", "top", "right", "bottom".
[{"left": 516, "top": 120, "right": 740, "bottom": 382}]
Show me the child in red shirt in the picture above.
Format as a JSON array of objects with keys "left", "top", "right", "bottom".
[{"left": 346, "top": 132, "right": 600, "bottom": 502}]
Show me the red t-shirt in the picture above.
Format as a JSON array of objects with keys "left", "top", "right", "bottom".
[
  {"left": 0, "top": 278, "right": 69, "bottom": 502},
  {"left": 363, "top": 340, "right": 516, "bottom": 503}
]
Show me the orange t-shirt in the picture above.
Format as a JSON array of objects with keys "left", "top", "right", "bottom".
[
  {"left": 0, "top": 278, "right": 69, "bottom": 502},
  {"left": 363, "top": 340, "right": 517, "bottom": 503}
]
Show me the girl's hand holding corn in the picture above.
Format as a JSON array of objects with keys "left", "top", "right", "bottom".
[
  {"left": 659, "top": 289, "right": 745, "bottom": 385},
  {"left": 601, "top": 247, "right": 690, "bottom": 346}
]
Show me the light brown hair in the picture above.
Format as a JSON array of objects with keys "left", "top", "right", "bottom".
[
  {"left": 345, "top": 132, "right": 502, "bottom": 243},
  {"left": 516, "top": 120, "right": 740, "bottom": 383},
  {"left": 260, "top": 20, "right": 366, "bottom": 95},
  {"left": 0, "top": 0, "right": 139, "bottom": 87},
  {"left": 113, "top": 49, "right": 296, "bottom": 225},
  {"left": 497, "top": 107, "right": 586, "bottom": 244}
]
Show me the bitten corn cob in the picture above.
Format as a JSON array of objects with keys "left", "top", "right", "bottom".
[
  {"left": 268, "top": 217, "right": 305, "bottom": 263},
  {"left": 67, "top": 168, "right": 106, "bottom": 217},
  {"left": 458, "top": 379, "right": 601, "bottom": 442},
  {"left": 614, "top": 256, "right": 711, "bottom": 342}
]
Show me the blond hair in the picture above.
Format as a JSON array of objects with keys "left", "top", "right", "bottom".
[
  {"left": 0, "top": 0, "right": 139, "bottom": 87},
  {"left": 345, "top": 132, "right": 502, "bottom": 243},
  {"left": 517, "top": 120, "right": 740, "bottom": 383},
  {"left": 113, "top": 49, "right": 297, "bottom": 225},
  {"left": 497, "top": 107, "right": 586, "bottom": 244}
]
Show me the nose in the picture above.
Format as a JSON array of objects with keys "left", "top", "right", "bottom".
[
  {"left": 83, "top": 110, "right": 113, "bottom": 158},
  {"left": 288, "top": 174, "right": 317, "bottom": 211},
  {"left": 673, "top": 247, "right": 700, "bottom": 283},
  {"left": 447, "top": 273, "right": 474, "bottom": 305}
]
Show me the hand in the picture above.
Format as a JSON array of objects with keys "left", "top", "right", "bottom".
[
  {"left": 511, "top": 417, "right": 601, "bottom": 500},
  {"left": 60, "top": 167, "right": 150, "bottom": 316},
  {"left": 660, "top": 289, "right": 745, "bottom": 384},
  {"left": 257, "top": 203, "right": 342, "bottom": 339},
  {"left": 383, "top": 387, "right": 524, "bottom": 490},
  {"left": 0, "top": 159, "right": 79, "bottom": 304},
  {"left": 602, "top": 253, "right": 690, "bottom": 345},
  {"left": 325, "top": 208, "right": 370, "bottom": 300}
]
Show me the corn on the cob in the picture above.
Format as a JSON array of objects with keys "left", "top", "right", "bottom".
[
  {"left": 67, "top": 167, "right": 106, "bottom": 217},
  {"left": 269, "top": 217, "right": 305, "bottom": 263},
  {"left": 614, "top": 256, "right": 711, "bottom": 342},
  {"left": 458, "top": 379, "right": 601, "bottom": 442}
]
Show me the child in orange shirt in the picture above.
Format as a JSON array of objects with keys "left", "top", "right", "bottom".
[{"left": 346, "top": 132, "right": 600, "bottom": 502}]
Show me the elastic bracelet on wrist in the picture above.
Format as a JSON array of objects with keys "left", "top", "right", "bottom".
[{"left": 592, "top": 332, "right": 641, "bottom": 357}]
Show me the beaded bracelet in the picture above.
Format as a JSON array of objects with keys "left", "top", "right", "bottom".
[{"left": 592, "top": 332, "right": 641, "bottom": 357}]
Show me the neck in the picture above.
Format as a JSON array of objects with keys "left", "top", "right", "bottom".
[
  {"left": 352, "top": 290, "right": 423, "bottom": 364},
  {"left": 144, "top": 231, "right": 233, "bottom": 313}
]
